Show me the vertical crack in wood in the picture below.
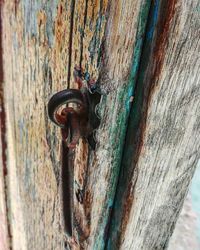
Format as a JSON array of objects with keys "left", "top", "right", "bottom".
[
  {"left": 0, "top": 2, "right": 12, "bottom": 249},
  {"left": 14, "top": 0, "right": 19, "bottom": 16},
  {"left": 67, "top": 0, "right": 76, "bottom": 87},
  {"left": 80, "top": 0, "right": 88, "bottom": 68}
]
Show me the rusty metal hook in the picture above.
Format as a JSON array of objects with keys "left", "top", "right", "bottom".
[
  {"left": 47, "top": 67, "right": 102, "bottom": 238},
  {"left": 48, "top": 89, "right": 86, "bottom": 128}
]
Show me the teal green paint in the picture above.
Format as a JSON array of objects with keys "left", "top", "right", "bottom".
[
  {"left": 147, "top": 0, "right": 159, "bottom": 40},
  {"left": 106, "top": 1, "right": 161, "bottom": 248},
  {"left": 125, "top": 1, "right": 151, "bottom": 112},
  {"left": 92, "top": 2, "right": 152, "bottom": 249},
  {"left": 79, "top": 27, "right": 84, "bottom": 36}
]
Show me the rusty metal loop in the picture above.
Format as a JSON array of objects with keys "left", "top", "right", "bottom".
[{"left": 48, "top": 89, "right": 85, "bottom": 128}]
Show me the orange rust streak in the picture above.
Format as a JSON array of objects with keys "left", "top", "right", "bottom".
[{"left": 152, "top": 0, "right": 178, "bottom": 82}]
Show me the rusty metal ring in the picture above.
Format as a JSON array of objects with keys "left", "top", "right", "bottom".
[{"left": 48, "top": 89, "right": 85, "bottom": 128}]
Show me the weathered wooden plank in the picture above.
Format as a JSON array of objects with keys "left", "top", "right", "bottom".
[
  {"left": 3, "top": 0, "right": 199, "bottom": 249},
  {"left": 1, "top": 0, "right": 152, "bottom": 249},
  {"left": 0, "top": 4, "right": 11, "bottom": 248},
  {"left": 108, "top": 0, "right": 200, "bottom": 249},
  {"left": 2, "top": 1, "right": 75, "bottom": 249},
  {"left": 91, "top": 1, "right": 151, "bottom": 248},
  {"left": 168, "top": 193, "right": 200, "bottom": 250}
]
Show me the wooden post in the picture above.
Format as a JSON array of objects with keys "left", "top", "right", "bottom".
[
  {"left": 107, "top": 0, "right": 200, "bottom": 249},
  {"left": 0, "top": 0, "right": 199, "bottom": 249}
]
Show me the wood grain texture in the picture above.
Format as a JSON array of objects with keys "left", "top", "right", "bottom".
[
  {"left": 92, "top": 1, "right": 151, "bottom": 248},
  {"left": 1, "top": 0, "right": 150, "bottom": 249},
  {"left": 108, "top": 0, "right": 200, "bottom": 249},
  {"left": 0, "top": 3, "right": 11, "bottom": 248},
  {"left": 3, "top": 0, "right": 198, "bottom": 249}
]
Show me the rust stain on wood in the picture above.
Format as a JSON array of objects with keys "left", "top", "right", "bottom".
[
  {"left": 73, "top": 139, "right": 94, "bottom": 244},
  {"left": 151, "top": 0, "right": 178, "bottom": 82},
  {"left": 14, "top": 0, "right": 20, "bottom": 15}
]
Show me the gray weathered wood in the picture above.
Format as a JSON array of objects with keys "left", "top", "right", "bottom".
[
  {"left": 108, "top": 0, "right": 200, "bottom": 249},
  {"left": 168, "top": 192, "right": 200, "bottom": 250},
  {"left": 1, "top": 0, "right": 199, "bottom": 249},
  {"left": 0, "top": 3, "right": 10, "bottom": 248}
]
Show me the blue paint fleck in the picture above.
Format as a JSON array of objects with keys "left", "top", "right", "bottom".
[
  {"left": 106, "top": 238, "right": 111, "bottom": 250},
  {"left": 108, "top": 199, "right": 113, "bottom": 208},
  {"left": 84, "top": 72, "right": 90, "bottom": 81},
  {"left": 88, "top": 16, "right": 103, "bottom": 62},
  {"left": 147, "top": 0, "right": 159, "bottom": 41}
]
